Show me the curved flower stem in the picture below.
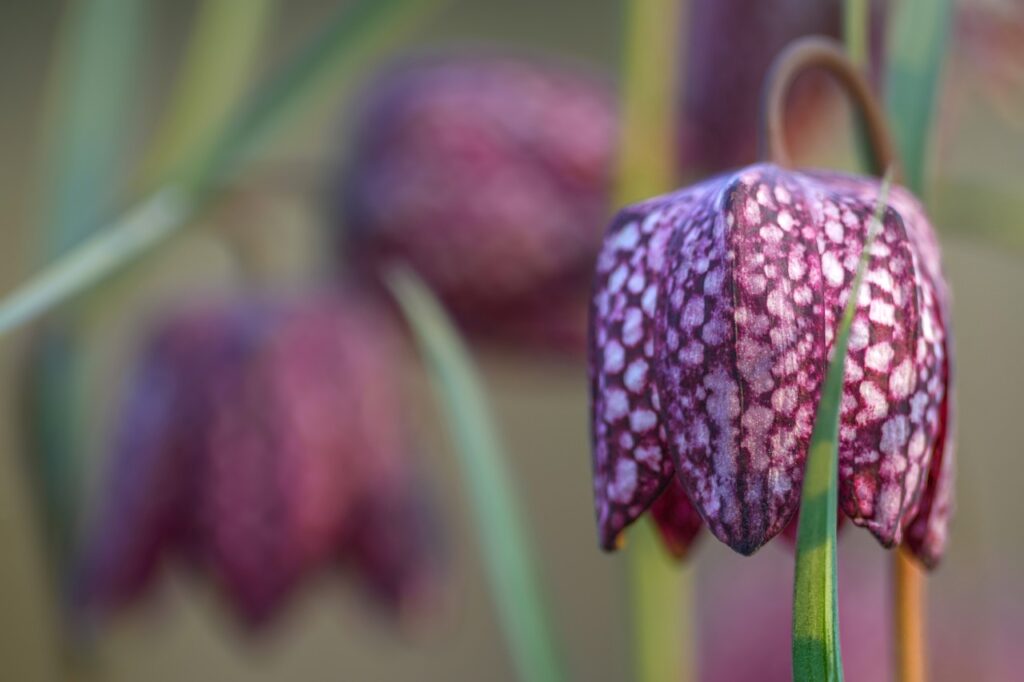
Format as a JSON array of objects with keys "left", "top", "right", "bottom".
[
  {"left": 759, "top": 36, "right": 897, "bottom": 179},
  {"left": 893, "top": 548, "right": 927, "bottom": 682}
]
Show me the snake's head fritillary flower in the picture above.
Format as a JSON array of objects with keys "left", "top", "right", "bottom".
[
  {"left": 680, "top": 0, "right": 885, "bottom": 173},
  {"left": 338, "top": 55, "right": 617, "bottom": 351},
  {"left": 590, "top": 163, "right": 953, "bottom": 562},
  {"left": 82, "top": 294, "right": 439, "bottom": 626}
]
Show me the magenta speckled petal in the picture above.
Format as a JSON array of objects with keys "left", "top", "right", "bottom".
[
  {"left": 809, "top": 176, "right": 952, "bottom": 550},
  {"left": 904, "top": 347, "right": 954, "bottom": 568},
  {"left": 589, "top": 183, "right": 715, "bottom": 551},
  {"left": 657, "top": 168, "right": 828, "bottom": 554},
  {"left": 590, "top": 163, "right": 954, "bottom": 561}
]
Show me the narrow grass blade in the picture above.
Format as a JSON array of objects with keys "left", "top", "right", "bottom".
[
  {"left": 884, "top": 0, "right": 954, "bottom": 195},
  {"left": 0, "top": 190, "right": 190, "bottom": 336},
  {"left": 141, "top": 0, "right": 276, "bottom": 186},
  {"left": 0, "top": 0, "right": 445, "bottom": 338},
  {"left": 28, "top": 0, "right": 150, "bottom": 607},
  {"left": 792, "top": 171, "right": 894, "bottom": 682},
  {"left": 38, "top": 0, "right": 150, "bottom": 255},
  {"left": 188, "top": 0, "right": 443, "bottom": 194},
  {"left": 843, "top": 0, "right": 874, "bottom": 173},
  {"left": 385, "top": 265, "right": 565, "bottom": 682}
]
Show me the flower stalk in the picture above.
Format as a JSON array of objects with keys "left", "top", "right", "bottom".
[
  {"left": 617, "top": 0, "right": 692, "bottom": 680},
  {"left": 760, "top": 36, "right": 899, "bottom": 682},
  {"left": 893, "top": 548, "right": 927, "bottom": 682}
]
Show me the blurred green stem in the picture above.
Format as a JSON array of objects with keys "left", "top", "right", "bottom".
[
  {"left": 843, "top": 0, "right": 872, "bottom": 172},
  {"left": 631, "top": 521, "right": 695, "bottom": 682},
  {"left": 617, "top": 1, "right": 693, "bottom": 681},
  {"left": 29, "top": 0, "right": 151, "bottom": 614},
  {"left": 615, "top": 0, "right": 681, "bottom": 204},
  {"left": 385, "top": 266, "right": 565, "bottom": 682},
  {"left": 0, "top": 0, "right": 446, "bottom": 339},
  {"left": 843, "top": 0, "right": 869, "bottom": 71}
]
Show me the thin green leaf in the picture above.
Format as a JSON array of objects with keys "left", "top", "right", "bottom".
[
  {"left": 884, "top": 0, "right": 954, "bottom": 195},
  {"left": 39, "top": 0, "right": 150, "bottom": 256},
  {"left": 141, "top": 0, "right": 277, "bottom": 186},
  {"left": 384, "top": 265, "right": 565, "bottom": 682},
  {"left": 188, "top": 0, "right": 442, "bottom": 195},
  {"left": 28, "top": 0, "right": 150, "bottom": 595},
  {"left": 843, "top": 0, "right": 874, "bottom": 175},
  {"left": 0, "top": 190, "right": 189, "bottom": 336},
  {"left": 0, "top": 0, "right": 445, "bottom": 338},
  {"left": 792, "top": 170, "right": 894, "bottom": 682}
]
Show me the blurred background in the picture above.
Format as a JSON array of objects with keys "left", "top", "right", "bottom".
[{"left": 0, "top": 1, "right": 1021, "bottom": 680}]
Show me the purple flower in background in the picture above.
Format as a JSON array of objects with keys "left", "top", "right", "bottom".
[
  {"left": 589, "top": 164, "right": 953, "bottom": 563},
  {"left": 338, "top": 55, "right": 617, "bottom": 351},
  {"left": 679, "top": 0, "right": 885, "bottom": 174},
  {"left": 82, "top": 294, "right": 438, "bottom": 626}
]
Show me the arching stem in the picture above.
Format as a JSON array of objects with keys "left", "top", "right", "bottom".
[
  {"left": 761, "top": 35, "right": 930, "bottom": 682},
  {"left": 759, "top": 36, "right": 897, "bottom": 178}
]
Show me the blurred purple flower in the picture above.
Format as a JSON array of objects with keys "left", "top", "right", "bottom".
[
  {"left": 81, "top": 294, "right": 439, "bottom": 627},
  {"left": 679, "top": 0, "right": 885, "bottom": 174},
  {"left": 338, "top": 55, "right": 617, "bottom": 352},
  {"left": 589, "top": 164, "right": 953, "bottom": 563}
]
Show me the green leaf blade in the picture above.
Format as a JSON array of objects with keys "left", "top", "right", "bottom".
[
  {"left": 28, "top": 0, "right": 152, "bottom": 596},
  {"left": 884, "top": 0, "right": 954, "bottom": 195},
  {"left": 792, "top": 172, "right": 894, "bottom": 682},
  {"left": 385, "top": 265, "right": 564, "bottom": 682}
]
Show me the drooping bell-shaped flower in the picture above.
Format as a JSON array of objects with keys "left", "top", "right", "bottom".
[
  {"left": 593, "top": 34, "right": 955, "bottom": 566},
  {"left": 589, "top": 163, "right": 953, "bottom": 562},
  {"left": 81, "top": 294, "right": 439, "bottom": 626},
  {"left": 338, "top": 55, "right": 617, "bottom": 351}
]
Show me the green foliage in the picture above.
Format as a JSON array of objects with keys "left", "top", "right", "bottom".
[
  {"left": 0, "top": 0, "right": 445, "bottom": 339},
  {"left": 29, "top": 0, "right": 151, "bottom": 595},
  {"left": 385, "top": 265, "right": 565, "bottom": 682},
  {"left": 885, "top": 0, "right": 954, "bottom": 195},
  {"left": 142, "top": 0, "right": 276, "bottom": 186},
  {"left": 792, "top": 172, "right": 893, "bottom": 682}
]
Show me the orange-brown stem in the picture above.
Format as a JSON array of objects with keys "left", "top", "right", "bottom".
[
  {"left": 759, "top": 36, "right": 898, "bottom": 179},
  {"left": 893, "top": 547, "right": 927, "bottom": 682}
]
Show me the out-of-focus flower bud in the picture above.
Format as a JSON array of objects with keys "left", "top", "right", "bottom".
[
  {"left": 338, "top": 55, "right": 617, "bottom": 351},
  {"left": 82, "top": 294, "right": 439, "bottom": 626}
]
